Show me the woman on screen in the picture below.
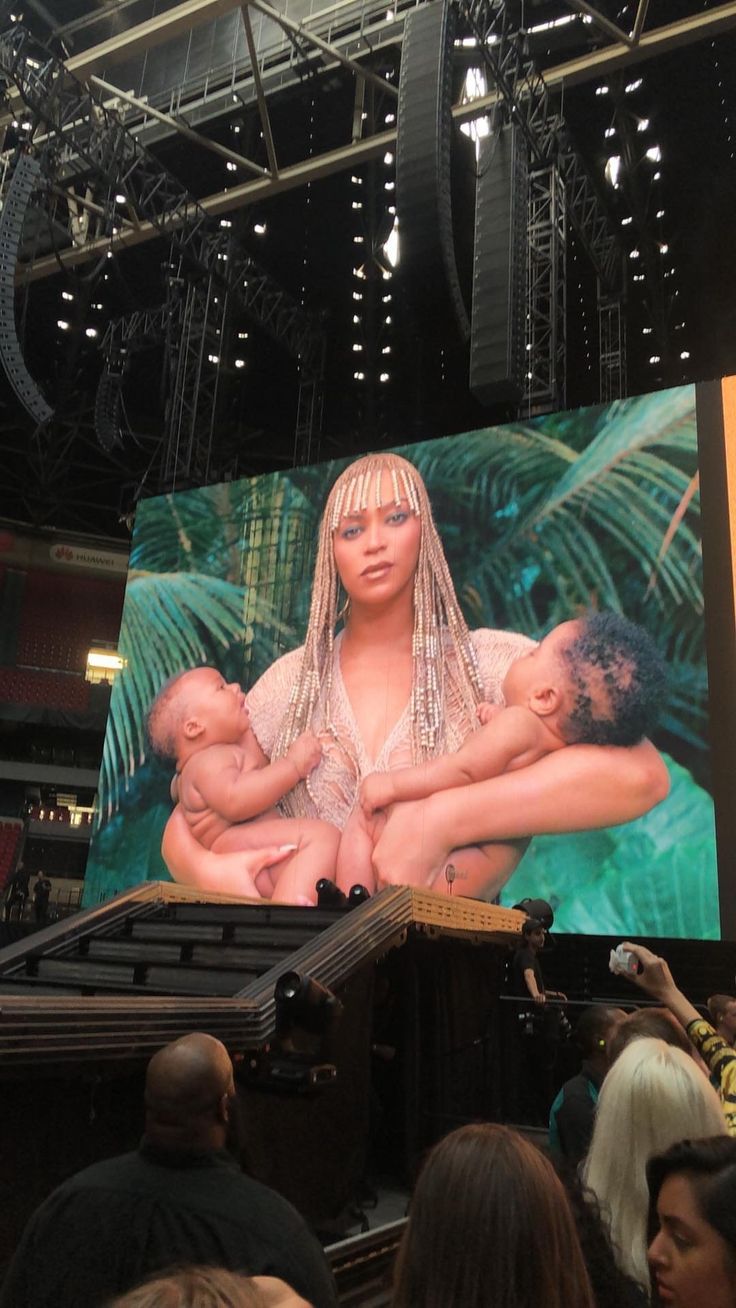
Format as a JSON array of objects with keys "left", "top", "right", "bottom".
[{"left": 163, "top": 451, "right": 668, "bottom": 900}]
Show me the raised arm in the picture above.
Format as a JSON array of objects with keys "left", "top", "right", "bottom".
[
  {"left": 618, "top": 941, "right": 701, "bottom": 1028},
  {"left": 361, "top": 708, "right": 536, "bottom": 815},
  {"left": 372, "top": 736, "right": 669, "bottom": 888}
]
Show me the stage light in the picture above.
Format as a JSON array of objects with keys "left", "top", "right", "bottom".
[
  {"left": 595, "top": 85, "right": 609, "bottom": 96},
  {"left": 352, "top": 314, "right": 360, "bottom": 324},
  {"left": 637, "top": 118, "right": 649, "bottom": 132},
  {"left": 351, "top": 174, "right": 362, "bottom": 183},
  {"left": 383, "top": 216, "right": 399, "bottom": 268},
  {"left": 234, "top": 359, "right": 246, "bottom": 368},
  {"left": 86, "top": 646, "right": 126, "bottom": 685},
  {"left": 653, "top": 171, "right": 661, "bottom": 180},
  {"left": 629, "top": 248, "right": 640, "bottom": 259},
  {"left": 384, "top": 316, "right": 392, "bottom": 325},
  {"left": 649, "top": 355, "right": 661, "bottom": 364},
  {"left": 351, "top": 201, "right": 361, "bottom": 209},
  {"left": 642, "top": 326, "right": 652, "bottom": 334},
  {"left": 680, "top": 350, "right": 690, "bottom": 360},
  {"left": 353, "top": 371, "right": 365, "bottom": 380},
  {"left": 315, "top": 880, "right": 347, "bottom": 910},
  {"left": 512, "top": 898, "right": 554, "bottom": 930},
  {"left": 379, "top": 372, "right": 390, "bottom": 382},
  {"left": 656, "top": 209, "right": 665, "bottom": 218},
  {"left": 352, "top": 343, "right": 362, "bottom": 352},
  {"left": 383, "top": 152, "right": 394, "bottom": 165},
  {"left": 238, "top": 330, "right": 249, "bottom": 338},
  {"left": 226, "top": 161, "right": 237, "bottom": 171},
  {"left": 57, "top": 319, "right": 70, "bottom": 330},
  {"left": 384, "top": 113, "right": 395, "bottom": 124},
  {"left": 625, "top": 78, "right": 643, "bottom": 92},
  {"left": 254, "top": 222, "right": 266, "bottom": 234},
  {"left": 348, "top": 884, "right": 371, "bottom": 906},
  {"left": 382, "top": 293, "right": 391, "bottom": 303},
  {"left": 604, "top": 127, "right": 615, "bottom": 139},
  {"left": 645, "top": 145, "right": 661, "bottom": 162},
  {"left": 61, "top": 290, "right": 74, "bottom": 300},
  {"left": 384, "top": 181, "right": 395, "bottom": 191},
  {"left": 621, "top": 216, "right": 632, "bottom": 225},
  {"left": 220, "top": 218, "right": 232, "bottom": 227},
  {"left": 275, "top": 971, "right": 343, "bottom": 1036},
  {"left": 207, "top": 353, "right": 220, "bottom": 363},
  {"left": 605, "top": 155, "right": 621, "bottom": 187},
  {"left": 114, "top": 193, "right": 126, "bottom": 204},
  {"left": 659, "top": 242, "right": 669, "bottom": 254},
  {"left": 353, "top": 235, "right": 364, "bottom": 243},
  {"left": 381, "top": 345, "right": 391, "bottom": 354},
  {"left": 85, "top": 327, "right": 98, "bottom": 338},
  {"left": 352, "top": 292, "right": 362, "bottom": 301}
]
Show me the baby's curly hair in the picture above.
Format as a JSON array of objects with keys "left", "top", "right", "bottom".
[
  {"left": 146, "top": 671, "right": 193, "bottom": 762},
  {"left": 560, "top": 611, "right": 666, "bottom": 747}
]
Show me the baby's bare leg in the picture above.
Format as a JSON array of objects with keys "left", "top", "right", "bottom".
[
  {"left": 215, "top": 817, "right": 339, "bottom": 906},
  {"left": 336, "top": 808, "right": 384, "bottom": 895}
]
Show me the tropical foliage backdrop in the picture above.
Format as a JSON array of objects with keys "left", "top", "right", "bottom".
[{"left": 84, "top": 383, "right": 720, "bottom": 938}]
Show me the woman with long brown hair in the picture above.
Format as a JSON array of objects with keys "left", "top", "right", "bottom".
[{"left": 393, "top": 1123, "right": 596, "bottom": 1308}]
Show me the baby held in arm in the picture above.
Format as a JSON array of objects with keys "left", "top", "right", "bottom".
[
  {"left": 336, "top": 611, "right": 666, "bottom": 896},
  {"left": 148, "top": 667, "right": 340, "bottom": 905}
]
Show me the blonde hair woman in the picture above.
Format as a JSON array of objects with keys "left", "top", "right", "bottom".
[
  {"left": 163, "top": 451, "right": 668, "bottom": 900},
  {"left": 583, "top": 1037, "right": 727, "bottom": 1290}
]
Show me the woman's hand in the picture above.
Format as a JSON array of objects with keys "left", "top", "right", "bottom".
[
  {"left": 371, "top": 796, "right": 451, "bottom": 888},
  {"left": 161, "top": 805, "right": 293, "bottom": 898},
  {"left": 619, "top": 940, "right": 701, "bottom": 1030}
]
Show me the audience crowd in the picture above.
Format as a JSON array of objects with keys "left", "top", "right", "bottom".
[{"left": 2, "top": 941, "right": 735, "bottom": 1307}]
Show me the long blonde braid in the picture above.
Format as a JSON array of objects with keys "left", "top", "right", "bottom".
[{"left": 273, "top": 452, "right": 484, "bottom": 816}]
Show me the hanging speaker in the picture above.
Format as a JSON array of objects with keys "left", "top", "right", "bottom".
[
  {"left": 469, "top": 125, "right": 528, "bottom": 405},
  {"left": 396, "top": 0, "right": 470, "bottom": 341}
]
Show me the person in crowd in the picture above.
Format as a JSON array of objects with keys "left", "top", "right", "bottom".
[
  {"left": 562, "top": 1173, "right": 648, "bottom": 1308},
  {"left": 619, "top": 941, "right": 736, "bottom": 1134},
  {"left": 609, "top": 1007, "right": 697, "bottom": 1063},
  {"left": 512, "top": 916, "right": 566, "bottom": 1006},
  {"left": 647, "top": 1136, "right": 736, "bottom": 1308},
  {"left": 3, "top": 861, "right": 29, "bottom": 921},
  {"left": 107, "top": 1266, "right": 313, "bottom": 1307},
  {"left": 392, "top": 1122, "right": 596, "bottom": 1308},
  {"left": 582, "top": 1037, "right": 727, "bottom": 1290},
  {"left": 31, "top": 868, "right": 51, "bottom": 924},
  {"left": 148, "top": 666, "right": 339, "bottom": 904},
  {"left": 549, "top": 1005, "right": 625, "bottom": 1167},
  {"left": 0, "top": 1033, "right": 337, "bottom": 1308},
  {"left": 346, "top": 610, "right": 665, "bottom": 890},
  {"left": 707, "top": 994, "right": 736, "bottom": 1046},
  {"left": 162, "top": 451, "right": 669, "bottom": 901}
]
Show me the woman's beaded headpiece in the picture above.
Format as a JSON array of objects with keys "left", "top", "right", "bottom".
[{"left": 272, "top": 452, "right": 483, "bottom": 815}]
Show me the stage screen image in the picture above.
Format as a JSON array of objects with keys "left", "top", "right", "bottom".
[{"left": 85, "top": 383, "right": 722, "bottom": 938}]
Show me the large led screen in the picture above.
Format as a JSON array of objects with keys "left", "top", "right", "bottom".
[{"left": 85, "top": 383, "right": 724, "bottom": 938}]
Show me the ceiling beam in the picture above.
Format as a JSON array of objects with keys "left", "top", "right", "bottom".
[
  {"left": 19, "top": 1, "right": 736, "bottom": 283},
  {"left": 65, "top": 0, "right": 243, "bottom": 79}
]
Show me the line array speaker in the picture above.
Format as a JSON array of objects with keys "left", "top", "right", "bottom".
[
  {"left": 0, "top": 154, "right": 53, "bottom": 425},
  {"left": 470, "top": 125, "right": 528, "bottom": 405},
  {"left": 396, "top": 0, "right": 470, "bottom": 341}
]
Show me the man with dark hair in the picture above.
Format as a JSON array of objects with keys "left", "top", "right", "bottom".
[
  {"left": 548, "top": 1006, "right": 625, "bottom": 1166},
  {"left": 31, "top": 869, "right": 51, "bottom": 924},
  {"left": 0, "top": 1033, "right": 337, "bottom": 1308}
]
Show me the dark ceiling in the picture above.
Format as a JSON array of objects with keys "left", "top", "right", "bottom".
[{"left": 0, "top": 0, "right": 733, "bottom": 541}]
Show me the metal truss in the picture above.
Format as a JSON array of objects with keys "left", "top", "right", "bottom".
[
  {"left": 0, "top": 24, "right": 323, "bottom": 376},
  {"left": 598, "top": 282, "right": 627, "bottom": 404},
  {"left": 458, "top": 0, "right": 618, "bottom": 293},
  {"left": 525, "top": 165, "right": 567, "bottom": 414},
  {"left": 162, "top": 273, "right": 228, "bottom": 488}
]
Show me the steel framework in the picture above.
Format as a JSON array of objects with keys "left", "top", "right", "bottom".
[
  {"left": 525, "top": 164, "right": 567, "bottom": 414},
  {"left": 598, "top": 283, "right": 628, "bottom": 404}
]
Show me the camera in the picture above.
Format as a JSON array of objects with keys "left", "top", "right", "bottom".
[{"left": 609, "top": 944, "right": 638, "bottom": 977}]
